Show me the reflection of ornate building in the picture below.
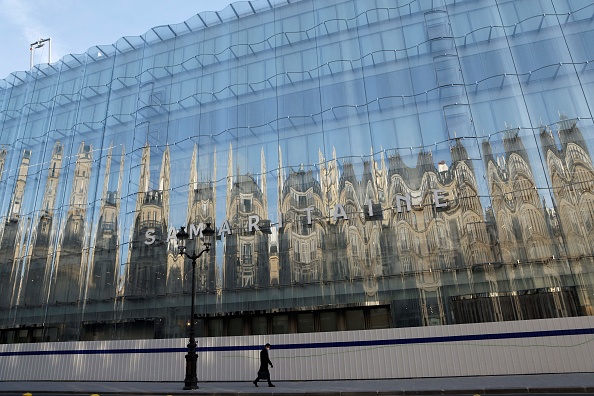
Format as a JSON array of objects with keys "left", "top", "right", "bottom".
[
  {"left": 482, "top": 126, "right": 580, "bottom": 322},
  {"left": 51, "top": 142, "right": 93, "bottom": 304},
  {"left": 278, "top": 161, "right": 325, "bottom": 285},
  {"left": 88, "top": 145, "right": 124, "bottom": 302},
  {"left": 382, "top": 141, "right": 493, "bottom": 326},
  {"left": 273, "top": 140, "right": 496, "bottom": 325},
  {"left": 168, "top": 144, "right": 217, "bottom": 294},
  {"left": 223, "top": 146, "right": 270, "bottom": 289},
  {"left": 2, "top": 128, "right": 584, "bottom": 336},
  {"left": 269, "top": 237, "right": 279, "bottom": 286},
  {"left": 540, "top": 116, "right": 594, "bottom": 315},
  {"left": 340, "top": 159, "right": 384, "bottom": 300},
  {"left": 22, "top": 142, "right": 63, "bottom": 307},
  {"left": 485, "top": 131, "right": 552, "bottom": 262},
  {"left": 317, "top": 148, "right": 342, "bottom": 282},
  {"left": 126, "top": 143, "right": 170, "bottom": 297},
  {"left": 0, "top": 150, "right": 31, "bottom": 309}
]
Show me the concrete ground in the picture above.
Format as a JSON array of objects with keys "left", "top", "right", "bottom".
[{"left": 0, "top": 373, "right": 593, "bottom": 395}]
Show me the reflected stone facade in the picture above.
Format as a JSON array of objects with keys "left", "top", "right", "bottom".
[{"left": 0, "top": 0, "right": 593, "bottom": 342}]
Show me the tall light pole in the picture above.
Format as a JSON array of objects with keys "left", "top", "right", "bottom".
[
  {"left": 30, "top": 38, "right": 51, "bottom": 69},
  {"left": 176, "top": 223, "right": 215, "bottom": 390}
]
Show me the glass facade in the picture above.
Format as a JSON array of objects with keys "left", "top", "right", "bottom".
[{"left": 0, "top": 0, "right": 593, "bottom": 343}]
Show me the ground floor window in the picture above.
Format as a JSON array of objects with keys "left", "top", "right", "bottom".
[{"left": 199, "top": 305, "right": 391, "bottom": 337}]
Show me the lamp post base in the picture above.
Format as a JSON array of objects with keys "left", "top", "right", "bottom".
[{"left": 183, "top": 340, "right": 198, "bottom": 390}]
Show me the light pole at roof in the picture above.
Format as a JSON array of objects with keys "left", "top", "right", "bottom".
[{"left": 30, "top": 38, "right": 51, "bottom": 70}]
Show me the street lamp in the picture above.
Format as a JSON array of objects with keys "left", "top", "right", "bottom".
[
  {"left": 176, "top": 222, "right": 215, "bottom": 390},
  {"left": 29, "top": 38, "right": 51, "bottom": 69}
]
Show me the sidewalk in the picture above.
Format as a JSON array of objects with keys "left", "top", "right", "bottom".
[{"left": 0, "top": 373, "right": 593, "bottom": 395}]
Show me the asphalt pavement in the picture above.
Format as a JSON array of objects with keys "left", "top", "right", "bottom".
[{"left": 0, "top": 373, "right": 593, "bottom": 395}]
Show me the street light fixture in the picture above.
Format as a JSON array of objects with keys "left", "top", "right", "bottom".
[
  {"left": 29, "top": 38, "right": 51, "bottom": 69},
  {"left": 176, "top": 223, "right": 215, "bottom": 390}
]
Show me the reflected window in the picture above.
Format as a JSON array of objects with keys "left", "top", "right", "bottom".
[
  {"left": 319, "top": 312, "right": 338, "bottom": 332},
  {"left": 17, "top": 329, "right": 28, "bottom": 343},
  {"left": 298, "top": 215, "right": 311, "bottom": 235},
  {"left": 32, "top": 328, "right": 43, "bottom": 343},
  {"left": 345, "top": 310, "right": 365, "bottom": 331},
  {"left": 242, "top": 197, "right": 252, "bottom": 212},
  {"left": 208, "top": 319, "right": 223, "bottom": 337},
  {"left": 228, "top": 317, "right": 243, "bottom": 336},
  {"left": 369, "top": 308, "right": 390, "bottom": 329},
  {"left": 1, "top": 330, "right": 15, "bottom": 344},
  {"left": 252, "top": 316, "right": 267, "bottom": 335},
  {"left": 44, "top": 327, "right": 59, "bottom": 342},
  {"left": 242, "top": 244, "right": 253, "bottom": 264},
  {"left": 272, "top": 315, "right": 289, "bottom": 334},
  {"left": 297, "top": 313, "right": 314, "bottom": 333},
  {"left": 298, "top": 195, "right": 307, "bottom": 208}
]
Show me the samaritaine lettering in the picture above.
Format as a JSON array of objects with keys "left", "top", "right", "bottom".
[{"left": 144, "top": 191, "right": 448, "bottom": 245}]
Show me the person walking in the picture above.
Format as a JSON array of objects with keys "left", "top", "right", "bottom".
[{"left": 253, "top": 343, "right": 275, "bottom": 387}]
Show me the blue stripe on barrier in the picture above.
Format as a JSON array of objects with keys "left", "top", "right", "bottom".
[{"left": 1, "top": 327, "right": 593, "bottom": 357}]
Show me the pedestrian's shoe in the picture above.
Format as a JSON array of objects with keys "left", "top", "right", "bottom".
[
  {"left": 253, "top": 380, "right": 258, "bottom": 387},
  {"left": 269, "top": 384, "right": 275, "bottom": 387}
]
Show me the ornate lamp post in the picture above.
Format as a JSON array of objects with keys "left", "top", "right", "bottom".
[{"left": 176, "top": 223, "right": 215, "bottom": 390}]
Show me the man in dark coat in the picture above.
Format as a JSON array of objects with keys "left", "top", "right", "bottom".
[{"left": 253, "top": 343, "right": 274, "bottom": 387}]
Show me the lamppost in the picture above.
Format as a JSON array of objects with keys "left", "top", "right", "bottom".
[
  {"left": 176, "top": 223, "right": 215, "bottom": 390},
  {"left": 29, "top": 38, "right": 51, "bottom": 69}
]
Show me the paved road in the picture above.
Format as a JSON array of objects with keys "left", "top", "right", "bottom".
[
  {"left": 0, "top": 394, "right": 586, "bottom": 396},
  {"left": 0, "top": 373, "right": 593, "bottom": 395}
]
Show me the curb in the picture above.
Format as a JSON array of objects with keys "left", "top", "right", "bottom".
[{"left": 1, "top": 388, "right": 593, "bottom": 395}]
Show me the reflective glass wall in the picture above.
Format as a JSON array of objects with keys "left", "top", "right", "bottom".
[{"left": 0, "top": 0, "right": 593, "bottom": 342}]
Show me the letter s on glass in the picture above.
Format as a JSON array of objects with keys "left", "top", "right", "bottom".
[{"left": 145, "top": 229, "right": 156, "bottom": 245}]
